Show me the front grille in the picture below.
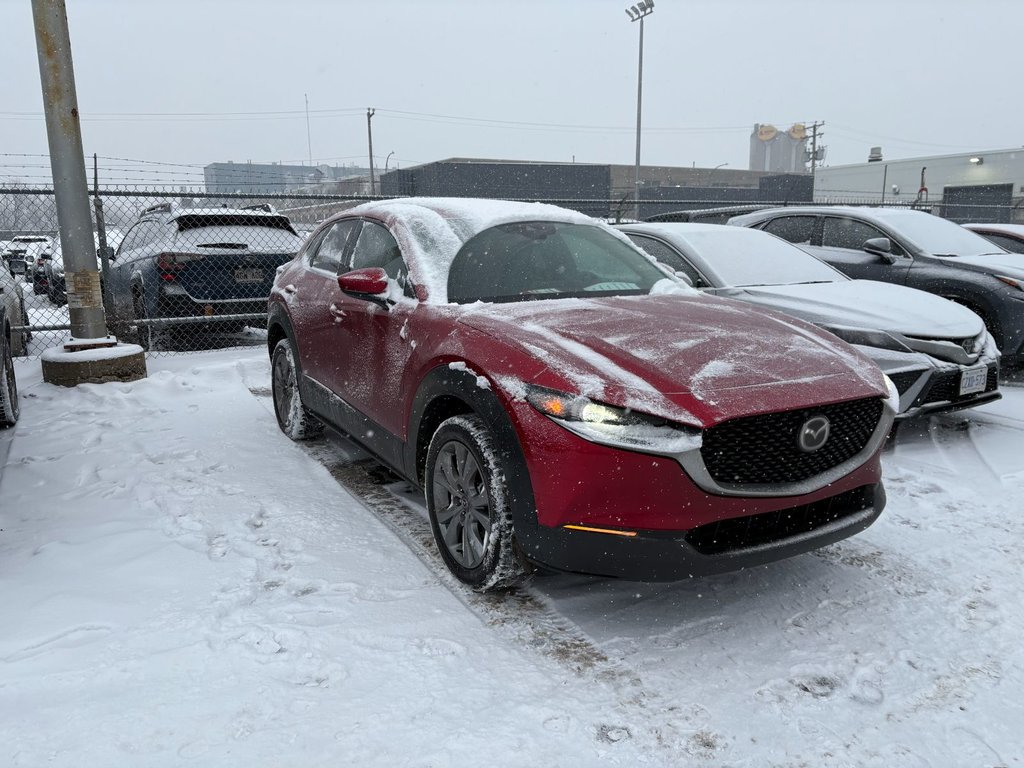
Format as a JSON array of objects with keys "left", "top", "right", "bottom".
[
  {"left": 916, "top": 365, "right": 998, "bottom": 406},
  {"left": 701, "top": 398, "right": 884, "bottom": 485},
  {"left": 684, "top": 484, "right": 876, "bottom": 555}
]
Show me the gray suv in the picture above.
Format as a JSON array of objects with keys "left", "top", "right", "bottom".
[{"left": 729, "top": 206, "right": 1024, "bottom": 365}]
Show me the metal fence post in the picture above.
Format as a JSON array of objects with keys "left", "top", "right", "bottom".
[{"left": 32, "top": 0, "right": 108, "bottom": 342}]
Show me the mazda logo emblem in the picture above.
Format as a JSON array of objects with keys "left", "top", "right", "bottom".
[{"left": 798, "top": 415, "right": 831, "bottom": 452}]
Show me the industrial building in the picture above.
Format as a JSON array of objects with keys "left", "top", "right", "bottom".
[
  {"left": 379, "top": 158, "right": 806, "bottom": 218},
  {"left": 813, "top": 147, "right": 1024, "bottom": 221},
  {"left": 203, "top": 162, "right": 371, "bottom": 195}
]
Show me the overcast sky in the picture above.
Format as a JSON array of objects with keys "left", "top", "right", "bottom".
[{"left": 2, "top": 0, "right": 1021, "bottom": 185}]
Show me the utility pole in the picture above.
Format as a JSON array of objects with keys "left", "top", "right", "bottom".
[
  {"left": 32, "top": 0, "right": 145, "bottom": 385},
  {"left": 32, "top": 0, "right": 106, "bottom": 343},
  {"left": 305, "top": 93, "right": 313, "bottom": 166},
  {"left": 366, "top": 107, "right": 376, "bottom": 196},
  {"left": 809, "top": 120, "right": 824, "bottom": 177}
]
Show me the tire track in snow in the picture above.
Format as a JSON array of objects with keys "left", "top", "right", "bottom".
[{"left": 247, "top": 386, "right": 704, "bottom": 757}]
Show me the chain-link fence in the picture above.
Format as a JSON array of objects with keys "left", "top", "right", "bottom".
[{"left": 4, "top": 185, "right": 1024, "bottom": 359}]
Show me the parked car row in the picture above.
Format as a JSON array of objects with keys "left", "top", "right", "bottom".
[
  {"left": 728, "top": 206, "right": 1024, "bottom": 365},
  {"left": 618, "top": 222, "right": 1000, "bottom": 419},
  {"left": 2, "top": 235, "right": 52, "bottom": 281},
  {"left": 5, "top": 197, "right": 1020, "bottom": 592}
]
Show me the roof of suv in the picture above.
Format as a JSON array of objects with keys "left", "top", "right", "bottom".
[{"left": 729, "top": 205, "right": 930, "bottom": 226}]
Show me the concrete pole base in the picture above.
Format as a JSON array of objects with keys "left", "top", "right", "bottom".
[{"left": 40, "top": 343, "right": 147, "bottom": 387}]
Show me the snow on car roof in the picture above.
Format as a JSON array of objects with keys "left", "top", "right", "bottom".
[{"left": 342, "top": 197, "right": 609, "bottom": 302}]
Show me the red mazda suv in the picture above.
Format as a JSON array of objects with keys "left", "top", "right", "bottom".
[{"left": 268, "top": 198, "right": 897, "bottom": 591}]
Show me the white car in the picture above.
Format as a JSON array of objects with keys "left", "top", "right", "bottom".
[
  {"left": 619, "top": 222, "right": 1000, "bottom": 418},
  {"left": 3, "top": 235, "right": 52, "bottom": 279}
]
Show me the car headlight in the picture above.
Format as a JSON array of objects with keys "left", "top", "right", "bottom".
[
  {"left": 821, "top": 325, "right": 912, "bottom": 353},
  {"left": 525, "top": 385, "right": 702, "bottom": 454}
]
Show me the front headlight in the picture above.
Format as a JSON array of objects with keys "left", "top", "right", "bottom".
[
  {"left": 822, "top": 325, "right": 912, "bottom": 353},
  {"left": 526, "top": 385, "right": 702, "bottom": 454}
]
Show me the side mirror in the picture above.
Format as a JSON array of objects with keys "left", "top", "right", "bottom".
[
  {"left": 337, "top": 267, "right": 391, "bottom": 307},
  {"left": 863, "top": 237, "right": 897, "bottom": 264}
]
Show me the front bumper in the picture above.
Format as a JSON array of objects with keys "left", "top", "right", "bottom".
[{"left": 517, "top": 483, "right": 885, "bottom": 580}]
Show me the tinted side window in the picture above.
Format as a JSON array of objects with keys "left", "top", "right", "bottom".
[
  {"left": 978, "top": 232, "right": 1024, "bottom": 253},
  {"left": 348, "top": 221, "right": 405, "bottom": 279},
  {"left": 762, "top": 216, "right": 815, "bottom": 245},
  {"left": 626, "top": 234, "right": 704, "bottom": 285},
  {"left": 311, "top": 220, "right": 358, "bottom": 274},
  {"left": 821, "top": 217, "right": 889, "bottom": 251}
]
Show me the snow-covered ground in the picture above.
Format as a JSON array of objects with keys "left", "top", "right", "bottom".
[{"left": 1, "top": 348, "right": 1022, "bottom": 767}]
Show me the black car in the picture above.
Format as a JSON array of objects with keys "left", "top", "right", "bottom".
[{"left": 729, "top": 206, "right": 1024, "bottom": 365}]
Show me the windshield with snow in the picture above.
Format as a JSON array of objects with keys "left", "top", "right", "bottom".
[
  {"left": 447, "top": 221, "right": 670, "bottom": 303},
  {"left": 675, "top": 228, "right": 845, "bottom": 287}
]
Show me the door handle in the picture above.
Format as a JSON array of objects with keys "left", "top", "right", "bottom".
[{"left": 329, "top": 303, "right": 346, "bottom": 320}]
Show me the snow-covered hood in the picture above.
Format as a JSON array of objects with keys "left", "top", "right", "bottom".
[
  {"left": 728, "top": 280, "right": 984, "bottom": 339},
  {"left": 946, "top": 252, "right": 1024, "bottom": 279},
  {"left": 459, "top": 294, "right": 887, "bottom": 427}
]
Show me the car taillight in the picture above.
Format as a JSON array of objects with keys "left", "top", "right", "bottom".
[{"left": 156, "top": 251, "right": 202, "bottom": 281}]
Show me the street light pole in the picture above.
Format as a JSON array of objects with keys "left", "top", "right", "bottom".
[
  {"left": 626, "top": 1, "right": 654, "bottom": 220},
  {"left": 366, "top": 107, "right": 376, "bottom": 196}
]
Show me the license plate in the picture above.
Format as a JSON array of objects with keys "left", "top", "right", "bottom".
[
  {"left": 234, "top": 267, "right": 263, "bottom": 284},
  {"left": 958, "top": 364, "right": 987, "bottom": 396}
]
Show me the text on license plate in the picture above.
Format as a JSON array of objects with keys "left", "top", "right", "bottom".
[
  {"left": 959, "top": 365, "right": 987, "bottom": 396},
  {"left": 234, "top": 267, "right": 263, "bottom": 284}
]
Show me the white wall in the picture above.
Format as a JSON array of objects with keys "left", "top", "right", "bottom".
[{"left": 813, "top": 149, "right": 1024, "bottom": 204}]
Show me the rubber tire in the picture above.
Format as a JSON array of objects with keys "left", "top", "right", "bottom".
[
  {"left": 0, "top": 327, "right": 20, "bottom": 428},
  {"left": 271, "top": 338, "right": 323, "bottom": 440},
  {"left": 425, "top": 414, "right": 525, "bottom": 592}
]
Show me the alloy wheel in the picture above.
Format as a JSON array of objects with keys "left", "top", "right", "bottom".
[{"left": 431, "top": 440, "right": 492, "bottom": 569}]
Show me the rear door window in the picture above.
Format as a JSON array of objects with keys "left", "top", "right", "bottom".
[
  {"left": 762, "top": 216, "right": 816, "bottom": 245},
  {"left": 822, "top": 216, "right": 904, "bottom": 255}
]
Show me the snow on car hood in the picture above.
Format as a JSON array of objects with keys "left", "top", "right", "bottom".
[
  {"left": 459, "top": 294, "right": 887, "bottom": 427},
  {"left": 730, "top": 280, "right": 984, "bottom": 339},
  {"left": 947, "top": 252, "right": 1024, "bottom": 279}
]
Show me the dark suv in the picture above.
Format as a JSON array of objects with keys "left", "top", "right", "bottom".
[
  {"left": 106, "top": 203, "right": 303, "bottom": 349},
  {"left": 729, "top": 206, "right": 1024, "bottom": 365}
]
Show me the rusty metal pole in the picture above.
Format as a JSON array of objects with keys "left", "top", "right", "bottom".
[{"left": 32, "top": 0, "right": 109, "bottom": 343}]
